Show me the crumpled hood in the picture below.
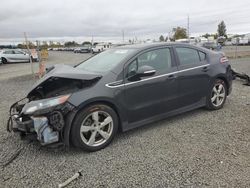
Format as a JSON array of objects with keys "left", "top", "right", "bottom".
[{"left": 27, "top": 64, "right": 102, "bottom": 97}]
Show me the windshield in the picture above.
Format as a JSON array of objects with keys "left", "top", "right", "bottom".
[{"left": 77, "top": 49, "right": 135, "bottom": 73}]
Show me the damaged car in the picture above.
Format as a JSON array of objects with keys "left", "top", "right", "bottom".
[{"left": 7, "top": 43, "right": 233, "bottom": 151}]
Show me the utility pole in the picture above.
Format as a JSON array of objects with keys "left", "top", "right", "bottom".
[
  {"left": 24, "top": 32, "right": 34, "bottom": 75},
  {"left": 91, "top": 35, "right": 94, "bottom": 46},
  {"left": 122, "top": 30, "right": 124, "bottom": 42},
  {"left": 187, "top": 15, "right": 190, "bottom": 41},
  {"left": 36, "top": 40, "right": 42, "bottom": 77}
]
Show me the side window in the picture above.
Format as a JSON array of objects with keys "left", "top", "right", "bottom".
[
  {"left": 198, "top": 51, "right": 206, "bottom": 61},
  {"left": 14, "top": 50, "right": 24, "bottom": 54},
  {"left": 127, "top": 48, "right": 172, "bottom": 77},
  {"left": 127, "top": 59, "right": 138, "bottom": 77},
  {"left": 3, "top": 50, "right": 14, "bottom": 54},
  {"left": 176, "top": 47, "right": 200, "bottom": 65}
]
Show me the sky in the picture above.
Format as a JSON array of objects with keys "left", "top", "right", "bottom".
[{"left": 0, "top": 0, "right": 250, "bottom": 44}]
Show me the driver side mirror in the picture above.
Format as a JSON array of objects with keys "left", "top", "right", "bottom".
[
  {"left": 128, "top": 65, "right": 156, "bottom": 80},
  {"left": 136, "top": 65, "right": 156, "bottom": 77}
]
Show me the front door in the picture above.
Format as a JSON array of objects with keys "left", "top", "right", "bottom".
[{"left": 124, "top": 47, "right": 179, "bottom": 124}]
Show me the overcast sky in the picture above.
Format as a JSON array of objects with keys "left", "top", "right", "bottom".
[{"left": 0, "top": 0, "right": 250, "bottom": 42}]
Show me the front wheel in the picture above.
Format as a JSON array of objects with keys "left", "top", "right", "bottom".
[
  {"left": 71, "top": 104, "right": 118, "bottom": 151},
  {"left": 206, "top": 79, "right": 227, "bottom": 110}
]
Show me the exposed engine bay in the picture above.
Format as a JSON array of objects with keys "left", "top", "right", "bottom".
[{"left": 7, "top": 64, "right": 102, "bottom": 146}]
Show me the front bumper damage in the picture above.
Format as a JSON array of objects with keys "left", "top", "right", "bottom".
[{"left": 7, "top": 98, "right": 75, "bottom": 146}]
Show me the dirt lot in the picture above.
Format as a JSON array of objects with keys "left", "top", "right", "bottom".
[
  {"left": 223, "top": 45, "right": 250, "bottom": 58},
  {"left": 0, "top": 51, "right": 92, "bottom": 80},
  {"left": 0, "top": 52, "right": 249, "bottom": 188}
]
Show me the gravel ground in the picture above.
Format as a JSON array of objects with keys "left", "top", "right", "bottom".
[{"left": 0, "top": 54, "right": 249, "bottom": 187}]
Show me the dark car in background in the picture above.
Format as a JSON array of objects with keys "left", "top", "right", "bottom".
[
  {"left": 8, "top": 43, "right": 232, "bottom": 151},
  {"left": 202, "top": 42, "right": 220, "bottom": 50}
]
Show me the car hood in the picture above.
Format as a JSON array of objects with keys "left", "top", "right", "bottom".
[{"left": 27, "top": 64, "right": 102, "bottom": 97}]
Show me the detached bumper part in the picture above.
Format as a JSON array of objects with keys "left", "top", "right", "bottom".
[
  {"left": 32, "top": 117, "right": 59, "bottom": 145},
  {"left": 232, "top": 69, "right": 250, "bottom": 86},
  {"left": 11, "top": 115, "right": 59, "bottom": 146},
  {"left": 11, "top": 115, "right": 34, "bottom": 132}
]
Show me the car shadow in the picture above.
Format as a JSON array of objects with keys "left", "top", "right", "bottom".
[
  {"left": 27, "top": 107, "right": 208, "bottom": 155},
  {"left": 36, "top": 108, "right": 208, "bottom": 154},
  {"left": 114, "top": 107, "right": 208, "bottom": 143}
]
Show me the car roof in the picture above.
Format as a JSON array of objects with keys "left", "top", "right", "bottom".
[{"left": 116, "top": 42, "right": 204, "bottom": 51}]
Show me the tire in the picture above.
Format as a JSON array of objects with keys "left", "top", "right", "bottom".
[
  {"left": 2, "top": 57, "right": 7, "bottom": 64},
  {"left": 206, "top": 79, "right": 227, "bottom": 110},
  {"left": 71, "top": 104, "right": 118, "bottom": 152}
]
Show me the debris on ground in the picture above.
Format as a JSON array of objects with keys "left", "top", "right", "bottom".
[
  {"left": 232, "top": 69, "right": 250, "bottom": 86},
  {"left": 1, "top": 147, "right": 23, "bottom": 167},
  {"left": 58, "top": 169, "right": 83, "bottom": 188}
]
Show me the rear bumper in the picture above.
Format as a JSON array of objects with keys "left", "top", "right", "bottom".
[{"left": 228, "top": 81, "right": 232, "bottom": 95}]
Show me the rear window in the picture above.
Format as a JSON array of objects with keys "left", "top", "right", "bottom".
[
  {"left": 198, "top": 51, "right": 206, "bottom": 61},
  {"left": 176, "top": 47, "right": 200, "bottom": 65}
]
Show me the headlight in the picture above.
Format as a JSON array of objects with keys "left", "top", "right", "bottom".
[{"left": 22, "top": 94, "right": 70, "bottom": 115}]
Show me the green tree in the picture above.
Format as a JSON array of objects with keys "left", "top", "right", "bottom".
[
  {"left": 82, "top": 41, "right": 92, "bottom": 46},
  {"left": 217, "top": 21, "right": 227, "bottom": 38},
  {"left": 172, "top": 27, "right": 187, "bottom": 40},
  {"left": 201, "top": 33, "right": 218, "bottom": 39},
  {"left": 202, "top": 33, "right": 210, "bottom": 38},
  {"left": 159, "top": 35, "right": 165, "bottom": 42},
  {"left": 64, "top": 41, "right": 79, "bottom": 47},
  {"left": 17, "top": 43, "right": 25, "bottom": 49}
]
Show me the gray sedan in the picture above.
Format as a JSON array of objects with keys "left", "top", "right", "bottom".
[{"left": 0, "top": 49, "right": 30, "bottom": 63}]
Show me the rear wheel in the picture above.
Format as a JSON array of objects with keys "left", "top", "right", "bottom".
[
  {"left": 71, "top": 104, "right": 118, "bottom": 151},
  {"left": 2, "top": 58, "right": 7, "bottom": 64},
  {"left": 206, "top": 79, "right": 227, "bottom": 110}
]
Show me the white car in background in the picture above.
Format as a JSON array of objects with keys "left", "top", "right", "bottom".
[
  {"left": 92, "top": 43, "right": 111, "bottom": 53},
  {"left": 23, "top": 49, "right": 39, "bottom": 62},
  {"left": 0, "top": 49, "right": 30, "bottom": 63}
]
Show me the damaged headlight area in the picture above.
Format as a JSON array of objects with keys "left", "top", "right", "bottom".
[
  {"left": 22, "top": 95, "right": 70, "bottom": 115},
  {"left": 7, "top": 95, "right": 75, "bottom": 146}
]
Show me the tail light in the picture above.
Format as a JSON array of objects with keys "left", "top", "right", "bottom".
[{"left": 220, "top": 56, "right": 229, "bottom": 64}]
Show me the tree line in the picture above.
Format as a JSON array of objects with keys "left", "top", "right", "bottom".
[{"left": 159, "top": 20, "right": 227, "bottom": 42}]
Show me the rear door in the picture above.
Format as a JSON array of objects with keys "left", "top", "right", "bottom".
[
  {"left": 13, "top": 50, "right": 29, "bottom": 61},
  {"left": 124, "top": 47, "right": 179, "bottom": 124},
  {"left": 174, "top": 46, "right": 210, "bottom": 107}
]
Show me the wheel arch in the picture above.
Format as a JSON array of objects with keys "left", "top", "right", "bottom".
[
  {"left": 63, "top": 99, "right": 124, "bottom": 146},
  {"left": 215, "top": 75, "right": 229, "bottom": 95},
  {"left": 1, "top": 57, "right": 8, "bottom": 63}
]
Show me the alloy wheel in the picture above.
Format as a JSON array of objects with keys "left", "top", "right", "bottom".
[
  {"left": 211, "top": 83, "right": 226, "bottom": 107},
  {"left": 80, "top": 111, "right": 113, "bottom": 147}
]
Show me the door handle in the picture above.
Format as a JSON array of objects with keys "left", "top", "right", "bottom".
[
  {"left": 167, "top": 74, "right": 176, "bottom": 80},
  {"left": 201, "top": 66, "right": 209, "bottom": 72}
]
